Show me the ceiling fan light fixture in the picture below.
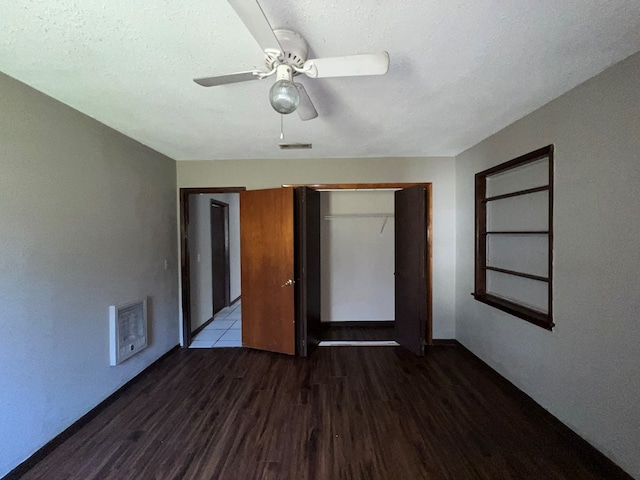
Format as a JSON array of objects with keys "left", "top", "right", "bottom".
[
  {"left": 269, "top": 65, "right": 300, "bottom": 114},
  {"left": 194, "top": 2, "right": 391, "bottom": 122}
]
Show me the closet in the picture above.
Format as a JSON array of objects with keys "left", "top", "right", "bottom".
[{"left": 240, "top": 184, "right": 431, "bottom": 356}]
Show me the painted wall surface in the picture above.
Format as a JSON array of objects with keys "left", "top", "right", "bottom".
[
  {"left": 188, "top": 193, "right": 241, "bottom": 331},
  {"left": 219, "top": 194, "right": 241, "bottom": 303},
  {"left": 321, "top": 191, "right": 395, "bottom": 322},
  {"left": 177, "top": 156, "right": 456, "bottom": 339},
  {"left": 455, "top": 51, "right": 640, "bottom": 478},
  {"left": 0, "top": 73, "right": 179, "bottom": 478}
]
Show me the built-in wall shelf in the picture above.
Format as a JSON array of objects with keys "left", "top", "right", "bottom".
[
  {"left": 474, "top": 144, "right": 554, "bottom": 330},
  {"left": 485, "top": 230, "right": 549, "bottom": 235}
]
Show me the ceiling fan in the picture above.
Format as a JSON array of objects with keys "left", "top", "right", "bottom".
[{"left": 194, "top": 0, "right": 390, "bottom": 121}]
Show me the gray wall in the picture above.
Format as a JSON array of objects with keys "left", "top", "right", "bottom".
[
  {"left": 0, "top": 73, "right": 179, "bottom": 478},
  {"left": 455, "top": 51, "right": 640, "bottom": 478},
  {"left": 188, "top": 193, "right": 241, "bottom": 331},
  {"left": 177, "top": 156, "right": 457, "bottom": 339}
]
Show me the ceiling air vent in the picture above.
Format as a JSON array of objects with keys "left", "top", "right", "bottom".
[{"left": 279, "top": 143, "right": 312, "bottom": 150}]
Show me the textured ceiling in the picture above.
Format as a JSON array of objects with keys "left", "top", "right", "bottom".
[{"left": 1, "top": 1, "right": 640, "bottom": 160}]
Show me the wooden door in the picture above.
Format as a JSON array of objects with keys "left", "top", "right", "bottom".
[
  {"left": 394, "top": 185, "right": 430, "bottom": 355},
  {"left": 295, "top": 187, "right": 321, "bottom": 357},
  {"left": 240, "top": 188, "right": 296, "bottom": 355},
  {"left": 210, "top": 200, "right": 229, "bottom": 316}
]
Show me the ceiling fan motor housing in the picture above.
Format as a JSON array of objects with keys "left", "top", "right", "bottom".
[{"left": 266, "top": 29, "right": 308, "bottom": 71}]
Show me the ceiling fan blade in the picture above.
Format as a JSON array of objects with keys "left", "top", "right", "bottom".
[
  {"left": 303, "top": 51, "right": 390, "bottom": 79},
  {"left": 193, "top": 71, "right": 260, "bottom": 87},
  {"left": 227, "top": 0, "right": 282, "bottom": 54},
  {"left": 295, "top": 83, "right": 318, "bottom": 121}
]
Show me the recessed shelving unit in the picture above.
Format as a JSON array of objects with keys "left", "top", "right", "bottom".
[{"left": 474, "top": 145, "right": 554, "bottom": 330}]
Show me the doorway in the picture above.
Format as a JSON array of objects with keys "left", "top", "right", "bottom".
[
  {"left": 180, "top": 187, "right": 245, "bottom": 347},
  {"left": 284, "top": 183, "right": 433, "bottom": 353},
  {"left": 318, "top": 189, "right": 395, "bottom": 344},
  {"left": 180, "top": 183, "right": 432, "bottom": 355},
  {"left": 210, "top": 199, "right": 230, "bottom": 317}
]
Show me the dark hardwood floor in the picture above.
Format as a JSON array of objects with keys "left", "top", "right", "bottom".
[
  {"left": 321, "top": 323, "right": 394, "bottom": 341},
  {"left": 12, "top": 346, "right": 630, "bottom": 480}
]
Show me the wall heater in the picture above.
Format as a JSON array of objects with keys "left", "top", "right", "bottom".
[{"left": 109, "top": 298, "right": 148, "bottom": 366}]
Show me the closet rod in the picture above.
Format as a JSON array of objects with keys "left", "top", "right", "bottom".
[{"left": 323, "top": 213, "right": 394, "bottom": 220}]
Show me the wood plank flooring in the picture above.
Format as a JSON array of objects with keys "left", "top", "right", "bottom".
[
  {"left": 13, "top": 346, "right": 631, "bottom": 480},
  {"left": 321, "top": 324, "right": 394, "bottom": 341}
]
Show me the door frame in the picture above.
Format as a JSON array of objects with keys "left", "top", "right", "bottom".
[
  {"left": 210, "top": 199, "right": 231, "bottom": 315},
  {"left": 179, "top": 187, "right": 246, "bottom": 347},
  {"left": 283, "top": 182, "right": 433, "bottom": 345},
  {"left": 295, "top": 187, "right": 321, "bottom": 357}
]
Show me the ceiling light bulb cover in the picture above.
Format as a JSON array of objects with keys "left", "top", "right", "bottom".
[
  {"left": 268, "top": 64, "right": 300, "bottom": 114},
  {"left": 269, "top": 79, "right": 300, "bottom": 114}
]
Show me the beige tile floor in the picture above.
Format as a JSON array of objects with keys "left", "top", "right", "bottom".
[{"left": 189, "top": 302, "right": 241, "bottom": 348}]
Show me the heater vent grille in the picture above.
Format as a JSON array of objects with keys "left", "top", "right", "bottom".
[{"left": 109, "top": 299, "right": 148, "bottom": 366}]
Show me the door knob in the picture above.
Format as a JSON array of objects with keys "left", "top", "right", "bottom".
[{"left": 281, "top": 279, "right": 295, "bottom": 287}]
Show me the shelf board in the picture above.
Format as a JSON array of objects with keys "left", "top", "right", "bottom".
[
  {"left": 485, "top": 230, "right": 549, "bottom": 235},
  {"left": 472, "top": 293, "right": 553, "bottom": 330},
  {"left": 484, "top": 266, "right": 549, "bottom": 283},
  {"left": 484, "top": 185, "right": 549, "bottom": 203}
]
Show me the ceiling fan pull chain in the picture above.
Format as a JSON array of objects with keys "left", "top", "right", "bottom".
[{"left": 280, "top": 114, "right": 284, "bottom": 140}]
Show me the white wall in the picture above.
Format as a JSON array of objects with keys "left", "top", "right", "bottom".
[
  {"left": 177, "top": 156, "right": 456, "bottom": 338},
  {"left": 220, "top": 194, "right": 241, "bottom": 303},
  {"left": 455, "top": 51, "right": 640, "bottom": 478},
  {"left": 0, "top": 72, "right": 179, "bottom": 478},
  {"left": 188, "top": 194, "right": 211, "bottom": 331},
  {"left": 188, "top": 193, "right": 241, "bottom": 331},
  {"left": 321, "top": 191, "right": 395, "bottom": 322}
]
